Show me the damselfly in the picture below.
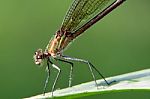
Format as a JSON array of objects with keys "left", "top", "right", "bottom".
[{"left": 33, "top": 0, "right": 126, "bottom": 97}]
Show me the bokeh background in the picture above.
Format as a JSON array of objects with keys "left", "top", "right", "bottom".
[{"left": 0, "top": 0, "right": 150, "bottom": 99}]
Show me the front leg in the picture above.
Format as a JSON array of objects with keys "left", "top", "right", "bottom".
[
  {"left": 43, "top": 58, "right": 51, "bottom": 95},
  {"left": 46, "top": 58, "right": 61, "bottom": 97}
]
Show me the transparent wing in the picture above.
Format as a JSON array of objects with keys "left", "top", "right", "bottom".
[{"left": 61, "top": 0, "right": 111, "bottom": 33}]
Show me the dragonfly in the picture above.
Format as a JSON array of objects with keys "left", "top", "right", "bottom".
[{"left": 33, "top": 0, "right": 126, "bottom": 97}]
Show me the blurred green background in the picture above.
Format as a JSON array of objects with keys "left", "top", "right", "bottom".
[{"left": 0, "top": 0, "right": 150, "bottom": 99}]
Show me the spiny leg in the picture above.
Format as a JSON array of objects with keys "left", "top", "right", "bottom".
[
  {"left": 88, "top": 62, "right": 116, "bottom": 85},
  {"left": 61, "top": 55, "right": 98, "bottom": 88},
  {"left": 55, "top": 58, "right": 74, "bottom": 87},
  {"left": 61, "top": 55, "right": 114, "bottom": 87},
  {"left": 43, "top": 58, "right": 51, "bottom": 95},
  {"left": 48, "top": 58, "right": 61, "bottom": 97}
]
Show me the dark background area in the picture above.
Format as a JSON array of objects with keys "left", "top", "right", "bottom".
[{"left": 0, "top": 0, "right": 150, "bottom": 99}]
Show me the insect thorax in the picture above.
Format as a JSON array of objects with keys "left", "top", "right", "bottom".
[{"left": 46, "top": 30, "right": 73, "bottom": 57}]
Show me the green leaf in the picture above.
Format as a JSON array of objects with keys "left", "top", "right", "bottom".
[{"left": 25, "top": 69, "right": 150, "bottom": 99}]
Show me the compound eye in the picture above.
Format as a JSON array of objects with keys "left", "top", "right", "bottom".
[{"left": 35, "top": 52, "right": 37, "bottom": 55}]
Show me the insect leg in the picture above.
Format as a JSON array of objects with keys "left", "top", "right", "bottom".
[
  {"left": 47, "top": 58, "right": 61, "bottom": 97},
  {"left": 43, "top": 58, "right": 51, "bottom": 95},
  {"left": 61, "top": 55, "right": 115, "bottom": 87},
  {"left": 55, "top": 58, "right": 74, "bottom": 87}
]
